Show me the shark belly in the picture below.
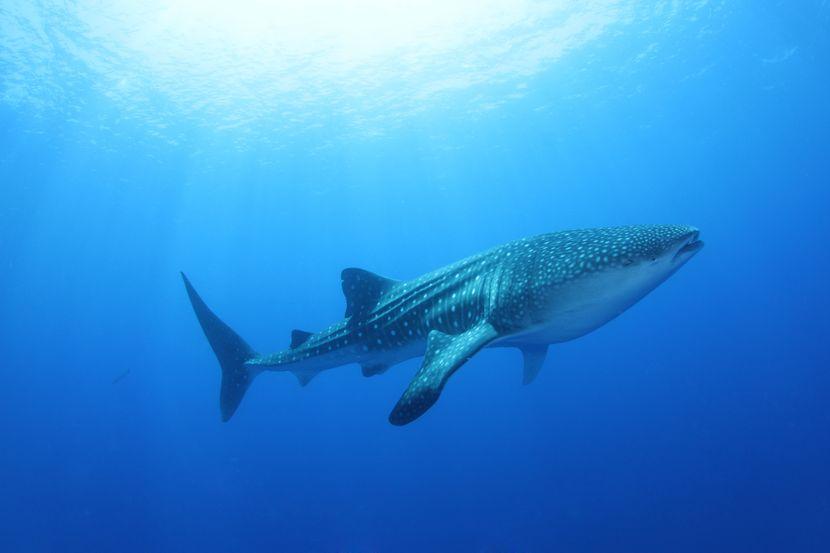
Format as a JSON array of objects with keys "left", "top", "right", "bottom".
[{"left": 507, "top": 263, "right": 673, "bottom": 345}]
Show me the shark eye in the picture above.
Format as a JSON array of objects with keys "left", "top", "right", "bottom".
[{"left": 621, "top": 258, "right": 633, "bottom": 266}]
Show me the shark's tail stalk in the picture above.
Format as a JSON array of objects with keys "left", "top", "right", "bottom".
[{"left": 181, "top": 273, "right": 259, "bottom": 422}]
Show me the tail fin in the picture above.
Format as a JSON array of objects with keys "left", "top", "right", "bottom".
[{"left": 181, "top": 273, "right": 258, "bottom": 422}]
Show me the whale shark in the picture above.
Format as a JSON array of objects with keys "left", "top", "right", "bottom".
[{"left": 183, "top": 224, "right": 703, "bottom": 425}]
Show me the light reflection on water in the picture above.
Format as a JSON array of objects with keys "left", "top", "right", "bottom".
[{"left": 0, "top": 1, "right": 713, "bottom": 145}]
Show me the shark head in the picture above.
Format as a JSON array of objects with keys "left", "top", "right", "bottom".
[
  {"left": 614, "top": 224, "right": 704, "bottom": 273},
  {"left": 578, "top": 224, "right": 705, "bottom": 296},
  {"left": 519, "top": 225, "right": 704, "bottom": 342}
]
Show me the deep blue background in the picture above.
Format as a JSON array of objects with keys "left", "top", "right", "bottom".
[{"left": 1, "top": 3, "right": 829, "bottom": 552}]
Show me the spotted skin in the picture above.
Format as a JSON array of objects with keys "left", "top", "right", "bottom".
[
  {"left": 184, "top": 224, "right": 703, "bottom": 424},
  {"left": 389, "top": 322, "right": 498, "bottom": 425}
]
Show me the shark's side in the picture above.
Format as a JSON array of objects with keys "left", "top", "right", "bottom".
[{"left": 183, "top": 224, "right": 703, "bottom": 425}]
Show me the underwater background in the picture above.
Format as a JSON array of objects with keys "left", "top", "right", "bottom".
[{"left": 1, "top": 1, "right": 828, "bottom": 551}]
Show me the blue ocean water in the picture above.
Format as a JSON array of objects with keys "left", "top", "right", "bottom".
[{"left": 1, "top": 1, "right": 829, "bottom": 551}]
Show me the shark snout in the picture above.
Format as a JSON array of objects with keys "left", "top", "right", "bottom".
[{"left": 673, "top": 227, "right": 704, "bottom": 261}]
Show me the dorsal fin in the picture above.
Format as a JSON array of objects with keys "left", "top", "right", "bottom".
[
  {"left": 290, "top": 329, "right": 313, "bottom": 348},
  {"left": 341, "top": 268, "right": 398, "bottom": 319}
]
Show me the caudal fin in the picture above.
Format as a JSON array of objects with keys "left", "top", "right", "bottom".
[{"left": 181, "top": 273, "right": 258, "bottom": 421}]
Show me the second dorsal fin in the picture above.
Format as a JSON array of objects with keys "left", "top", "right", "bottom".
[
  {"left": 290, "top": 329, "right": 313, "bottom": 348},
  {"left": 341, "top": 268, "right": 398, "bottom": 319}
]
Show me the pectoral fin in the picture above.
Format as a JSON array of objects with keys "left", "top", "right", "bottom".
[
  {"left": 389, "top": 322, "right": 498, "bottom": 426},
  {"left": 520, "top": 344, "right": 548, "bottom": 385}
]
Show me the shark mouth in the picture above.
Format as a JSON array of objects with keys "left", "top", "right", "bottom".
[{"left": 674, "top": 230, "right": 704, "bottom": 260}]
